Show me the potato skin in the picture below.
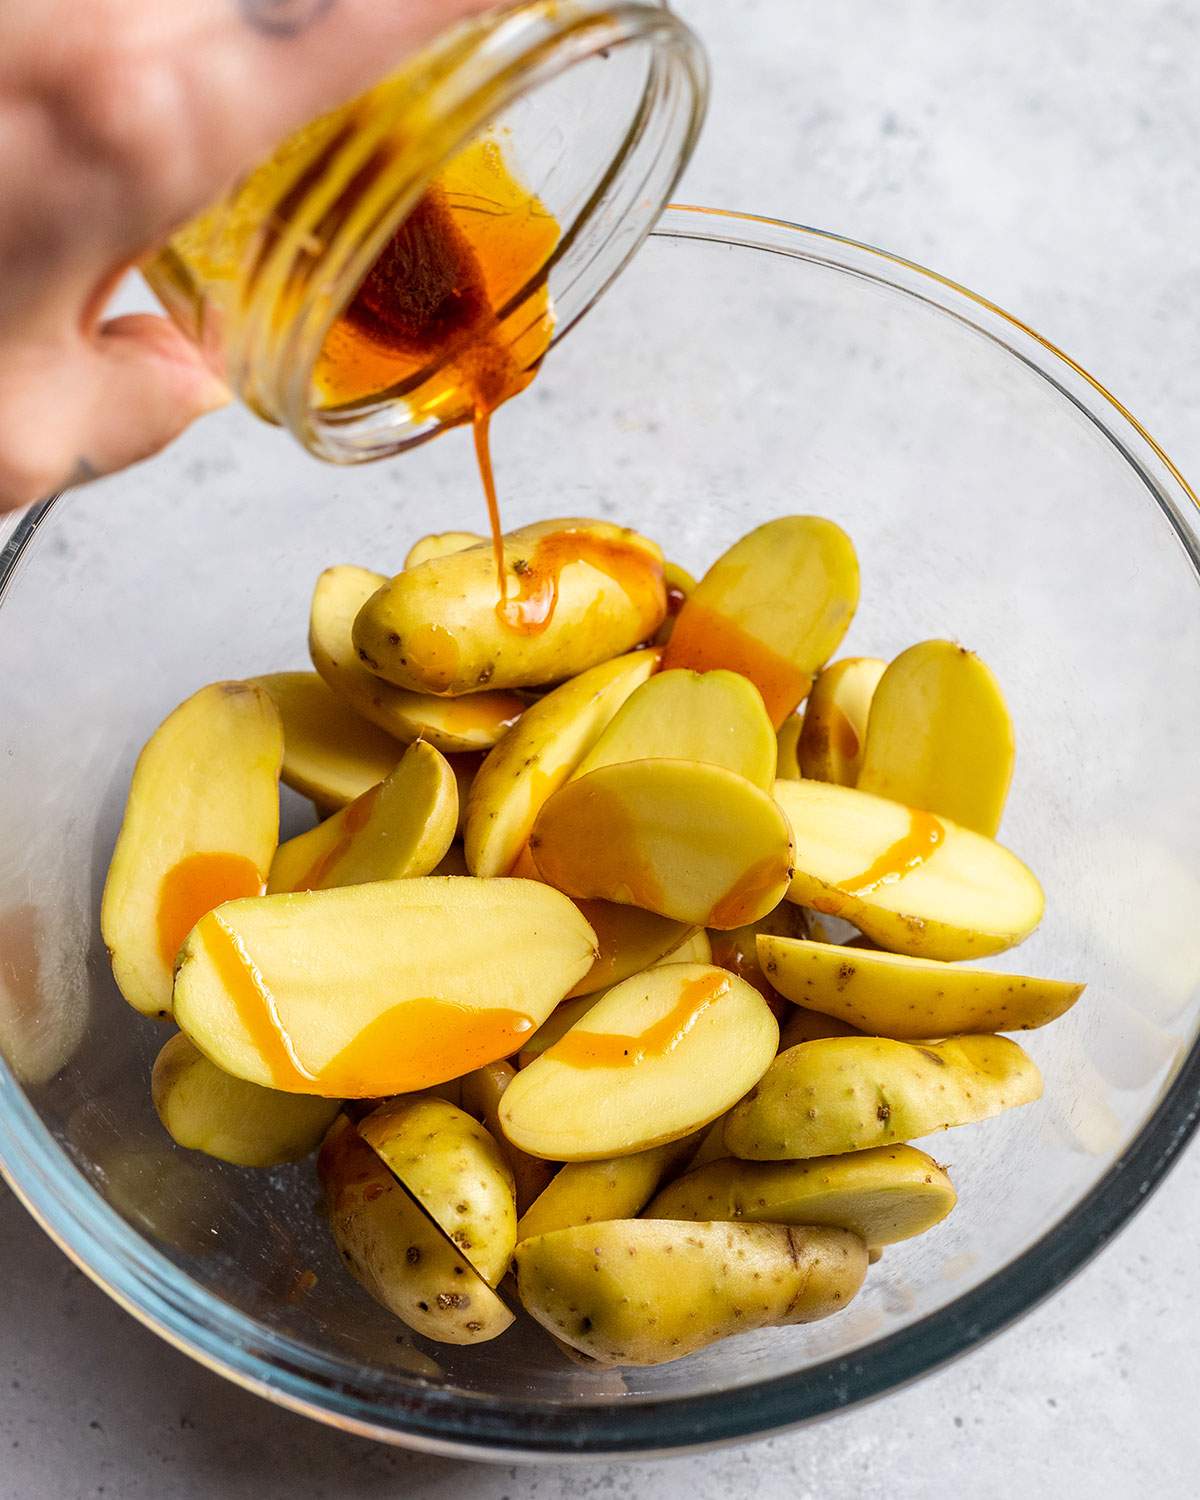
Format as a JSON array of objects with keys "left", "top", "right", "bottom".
[
  {"left": 318, "top": 1116, "right": 513, "bottom": 1344},
  {"left": 724, "top": 1034, "right": 1042, "bottom": 1160},
  {"left": 514, "top": 1219, "right": 867, "bottom": 1365},
  {"left": 352, "top": 519, "right": 667, "bottom": 695}
]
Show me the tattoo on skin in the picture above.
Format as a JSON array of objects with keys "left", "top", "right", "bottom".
[{"left": 238, "top": 0, "right": 334, "bottom": 38}]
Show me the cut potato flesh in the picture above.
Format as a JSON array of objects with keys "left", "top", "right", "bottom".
[
  {"left": 565, "top": 898, "right": 695, "bottom": 998},
  {"left": 532, "top": 759, "right": 794, "bottom": 929},
  {"left": 724, "top": 1033, "right": 1042, "bottom": 1159},
  {"left": 662, "top": 517, "right": 859, "bottom": 726},
  {"left": 773, "top": 778, "right": 1043, "bottom": 960},
  {"left": 515, "top": 1220, "right": 866, "bottom": 1366},
  {"left": 858, "top": 640, "right": 1015, "bottom": 836},
  {"left": 499, "top": 963, "right": 778, "bottom": 1160},
  {"left": 268, "top": 741, "right": 457, "bottom": 893},
  {"left": 151, "top": 1032, "right": 338, "bottom": 1167},
  {"left": 460, "top": 1061, "right": 556, "bottom": 1213},
  {"left": 172, "top": 877, "right": 596, "bottom": 1097},
  {"left": 318, "top": 1116, "right": 512, "bottom": 1344},
  {"left": 358, "top": 1097, "right": 516, "bottom": 1286},
  {"left": 101, "top": 682, "right": 282, "bottom": 1018},
  {"left": 515, "top": 1137, "right": 696, "bottom": 1242},
  {"left": 776, "top": 713, "right": 805, "bottom": 779},
  {"left": 645, "top": 1144, "right": 956, "bottom": 1245},
  {"left": 309, "top": 565, "right": 525, "bottom": 752},
  {"left": 352, "top": 519, "right": 667, "bottom": 696},
  {"left": 465, "top": 648, "right": 659, "bottom": 878},
  {"left": 572, "top": 669, "right": 777, "bottom": 789},
  {"left": 404, "top": 531, "right": 485, "bottom": 569},
  {"left": 799, "top": 657, "right": 886, "bottom": 786},
  {"left": 252, "top": 671, "right": 405, "bottom": 808},
  {"left": 759, "top": 934, "right": 1085, "bottom": 1038}
]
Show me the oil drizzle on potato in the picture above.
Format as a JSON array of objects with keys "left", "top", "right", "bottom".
[
  {"left": 494, "top": 527, "right": 667, "bottom": 637},
  {"left": 544, "top": 970, "right": 731, "bottom": 1070},
  {"left": 839, "top": 810, "right": 945, "bottom": 896},
  {"left": 157, "top": 853, "right": 264, "bottom": 969},
  {"left": 662, "top": 600, "right": 813, "bottom": 727},
  {"left": 291, "top": 784, "right": 382, "bottom": 892},
  {"left": 706, "top": 851, "right": 792, "bottom": 929}
]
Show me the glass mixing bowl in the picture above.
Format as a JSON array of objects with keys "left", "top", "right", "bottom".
[{"left": 1, "top": 207, "right": 1198, "bottom": 1460}]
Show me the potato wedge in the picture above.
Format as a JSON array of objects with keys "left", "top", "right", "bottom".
[
  {"left": 101, "top": 682, "right": 282, "bottom": 1018},
  {"left": 173, "top": 878, "right": 597, "bottom": 1097},
  {"left": 572, "top": 669, "right": 777, "bottom": 789},
  {"left": 684, "top": 1115, "right": 732, "bottom": 1170},
  {"left": 515, "top": 1220, "right": 866, "bottom": 1365},
  {"left": 499, "top": 964, "right": 778, "bottom": 1160},
  {"left": 724, "top": 1033, "right": 1042, "bottom": 1159},
  {"left": 778, "top": 1005, "right": 860, "bottom": 1049},
  {"left": 858, "top": 640, "right": 1015, "bottom": 835},
  {"left": 759, "top": 934, "right": 1085, "bottom": 1037},
  {"left": 352, "top": 519, "right": 667, "bottom": 695},
  {"left": 658, "top": 928, "right": 713, "bottom": 966},
  {"left": 532, "top": 760, "right": 794, "bottom": 929},
  {"left": 646, "top": 1144, "right": 956, "bottom": 1246},
  {"left": 252, "top": 671, "right": 405, "bottom": 808},
  {"left": 318, "top": 1115, "right": 512, "bottom": 1344},
  {"left": 267, "top": 741, "right": 457, "bottom": 893},
  {"left": 708, "top": 900, "right": 809, "bottom": 1008},
  {"left": 309, "top": 565, "right": 525, "bottom": 752},
  {"left": 465, "top": 648, "right": 659, "bottom": 878},
  {"left": 565, "top": 899, "right": 695, "bottom": 998},
  {"left": 516, "top": 1137, "right": 697, "bottom": 1242},
  {"left": 798, "top": 657, "right": 886, "bottom": 786},
  {"left": 461, "top": 1061, "right": 556, "bottom": 1212},
  {"left": 775, "top": 713, "right": 805, "bottom": 779},
  {"left": 662, "top": 517, "right": 859, "bottom": 726},
  {"left": 405, "top": 531, "right": 485, "bottom": 568},
  {"left": 773, "top": 778, "right": 1044, "bottom": 960},
  {"left": 151, "top": 1032, "right": 338, "bottom": 1167},
  {"left": 358, "top": 1097, "right": 516, "bottom": 1286}
]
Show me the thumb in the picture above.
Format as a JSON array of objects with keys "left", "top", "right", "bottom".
[{"left": 0, "top": 315, "right": 230, "bottom": 509}]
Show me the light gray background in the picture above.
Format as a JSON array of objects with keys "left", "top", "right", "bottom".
[{"left": 3, "top": 1, "right": 1198, "bottom": 1495}]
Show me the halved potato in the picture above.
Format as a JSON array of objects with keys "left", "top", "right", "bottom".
[
  {"left": 662, "top": 517, "right": 859, "bottom": 726},
  {"left": 405, "top": 531, "right": 485, "bottom": 568},
  {"left": 172, "top": 878, "right": 597, "bottom": 1097},
  {"left": 352, "top": 519, "right": 667, "bottom": 695},
  {"left": 515, "top": 1137, "right": 697, "bottom": 1242},
  {"left": 318, "top": 1115, "right": 512, "bottom": 1344},
  {"left": 572, "top": 669, "right": 777, "bottom": 789},
  {"left": 532, "top": 760, "right": 794, "bottom": 929},
  {"left": 858, "top": 640, "right": 1015, "bottom": 836},
  {"left": 565, "top": 899, "right": 695, "bottom": 998},
  {"left": 252, "top": 671, "right": 405, "bottom": 808},
  {"left": 151, "top": 1032, "right": 338, "bottom": 1167},
  {"left": 776, "top": 713, "right": 805, "bottom": 779},
  {"left": 773, "top": 778, "right": 1044, "bottom": 960},
  {"left": 645, "top": 1144, "right": 956, "bottom": 1246},
  {"left": 759, "top": 934, "right": 1085, "bottom": 1037},
  {"left": 309, "top": 565, "right": 525, "bottom": 752},
  {"left": 724, "top": 1033, "right": 1042, "bottom": 1159},
  {"left": 267, "top": 741, "right": 457, "bottom": 893},
  {"left": 461, "top": 1060, "right": 556, "bottom": 1213},
  {"left": 101, "top": 682, "right": 282, "bottom": 1018},
  {"left": 499, "top": 964, "right": 778, "bottom": 1160},
  {"left": 465, "top": 648, "right": 659, "bottom": 878},
  {"left": 358, "top": 1096, "right": 516, "bottom": 1286},
  {"left": 514, "top": 1220, "right": 866, "bottom": 1366},
  {"left": 798, "top": 657, "right": 886, "bottom": 786}
]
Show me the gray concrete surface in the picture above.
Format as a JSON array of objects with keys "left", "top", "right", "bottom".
[{"left": 3, "top": 0, "right": 1199, "bottom": 1494}]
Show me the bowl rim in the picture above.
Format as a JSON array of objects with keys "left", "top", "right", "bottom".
[{"left": 2, "top": 203, "right": 1199, "bottom": 1459}]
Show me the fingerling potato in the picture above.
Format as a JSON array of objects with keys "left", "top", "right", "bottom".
[
  {"left": 319, "top": 1115, "right": 512, "bottom": 1343},
  {"left": 775, "top": 712, "right": 805, "bottom": 779},
  {"left": 724, "top": 1033, "right": 1042, "bottom": 1159},
  {"left": 774, "top": 778, "right": 1044, "bottom": 959},
  {"left": 152, "top": 1032, "right": 338, "bottom": 1167},
  {"left": 461, "top": 1061, "right": 557, "bottom": 1212},
  {"left": 516, "top": 1137, "right": 697, "bottom": 1241},
  {"left": 101, "top": 682, "right": 282, "bottom": 1018},
  {"left": 352, "top": 519, "right": 667, "bottom": 695},
  {"left": 499, "top": 964, "right": 778, "bottom": 1160},
  {"left": 565, "top": 899, "right": 696, "bottom": 998},
  {"left": 514, "top": 1220, "right": 866, "bottom": 1365},
  {"left": 798, "top": 657, "right": 886, "bottom": 785},
  {"left": 405, "top": 531, "right": 485, "bottom": 568}
]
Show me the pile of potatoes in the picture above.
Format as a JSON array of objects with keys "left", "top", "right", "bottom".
[{"left": 101, "top": 515, "right": 1084, "bottom": 1367}]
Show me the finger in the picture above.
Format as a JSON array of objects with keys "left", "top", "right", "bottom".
[{"left": 0, "top": 314, "right": 229, "bottom": 510}]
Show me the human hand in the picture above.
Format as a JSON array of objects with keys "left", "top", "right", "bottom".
[{"left": 0, "top": 0, "right": 493, "bottom": 510}]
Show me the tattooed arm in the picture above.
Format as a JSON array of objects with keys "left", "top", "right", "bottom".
[{"left": 0, "top": 0, "right": 493, "bottom": 510}]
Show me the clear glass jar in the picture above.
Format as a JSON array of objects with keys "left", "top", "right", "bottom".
[{"left": 142, "top": 0, "right": 707, "bottom": 464}]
